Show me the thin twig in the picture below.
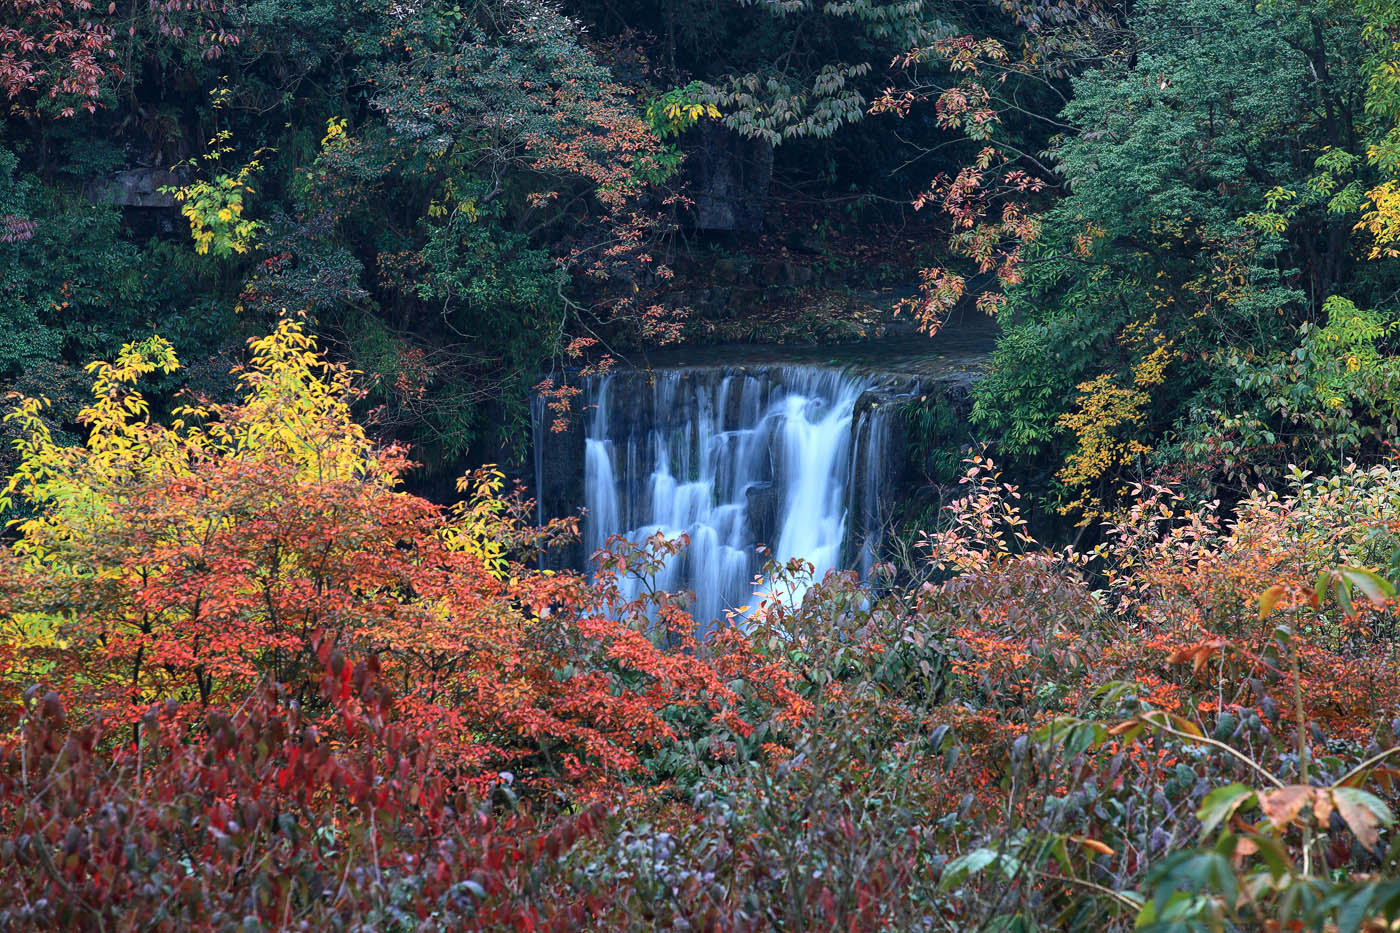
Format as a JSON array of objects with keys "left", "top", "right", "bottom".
[{"left": 1148, "top": 718, "right": 1285, "bottom": 789}]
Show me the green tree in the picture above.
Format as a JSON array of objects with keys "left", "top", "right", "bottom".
[{"left": 969, "top": 0, "right": 1399, "bottom": 515}]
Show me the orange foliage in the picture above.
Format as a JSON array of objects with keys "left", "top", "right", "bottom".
[{"left": 0, "top": 327, "right": 802, "bottom": 799}]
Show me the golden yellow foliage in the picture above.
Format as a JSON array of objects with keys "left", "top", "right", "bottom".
[
  {"left": 161, "top": 129, "right": 268, "bottom": 257},
  {"left": 0, "top": 320, "right": 526, "bottom": 673},
  {"left": 1055, "top": 334, "right": 1174, "bottom": 523},
  {"left": 1357, "top": 178, "right": 1400, "bottom": 258}
]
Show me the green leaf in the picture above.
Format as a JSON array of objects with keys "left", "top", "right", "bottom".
[
  {"left": 1338, "top": 885, "right": 1376, "bottom": 933},
  {"left": 1315, "top": 568, "right": 1332, "bottom": 603},
  {"left": 1246, "top": 833, "right": 1292, "bottom": 879},
  {"left": 1196, "top": 784, "right": 1255, "bottom": 840},
  {"left": 940, "top": 848, "right": 1021, "bottom": 890},
  {"left": 1338, "top": 566, "right": 1395, "bottom": 608},
  {"left": 1047, "top": 835, "right": 1071, "bottom": 872}
]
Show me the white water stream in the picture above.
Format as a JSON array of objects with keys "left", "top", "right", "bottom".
[{"left": 576, "top": 366, "right": 894, "bottom": 623}]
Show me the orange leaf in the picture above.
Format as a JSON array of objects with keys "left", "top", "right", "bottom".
[
  {"left": 1258, "top": 785, "right": 1312, "bottom": 829},
  {"left": 1258, "top": 584, "right": 1286, "bottom": 621},
  {"left": 1071, "top": 836, "right": 1115, "bottom": 856},
  {"left": 1231, "top": 836, "right": 1259, "bottom": 859},
  {"left": 1313, "top": 790, "right": 1335, "bottom": 828},
  {"left": 1332, "top": 788, "right": 1389, "bottom": 851}
]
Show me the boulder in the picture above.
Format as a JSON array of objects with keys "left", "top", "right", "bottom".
[{"left": 88, "top": 166, "right": 191, "bottom": 209}]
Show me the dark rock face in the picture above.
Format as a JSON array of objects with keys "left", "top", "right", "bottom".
[
  {"left": 744, "top": 482, "right": 779, "bottom": 551},
  {"left": 688, "top": 123, "right": 773, "bottom": 234},
  {"left": 87, "top": 167, "right": 191, "bottom": 209},
  {"left": 533, "top": 398, "right": 587, "bottom": 570},
  {"left": 848, "top": 387, "right": 918, "bottom": 573}
]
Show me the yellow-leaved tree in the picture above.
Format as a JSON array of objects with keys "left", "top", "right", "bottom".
[
  {"left": 1055, "top": 325, "right": 1174, "bottom": 523},
  {"left": 0, "top": 319, "right": 514, "bottom": 671}
]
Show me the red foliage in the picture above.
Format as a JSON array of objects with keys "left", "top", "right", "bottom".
[
  {"left": 0, "top": 329, "right": 820, "bottom": 928},
  {"left": 0, "top": 0, "right": 116, "bottom": 116},
  {"left": 0, "top": 652, "right": 613, "bottom": 930},
  {"left": 0, "top": 447, "right": 774, "bottom": 798},
  {"left": 145, "top": 0, "right": 241, "bottom": 58},
  {"left": 0, "top": 213, "right": 37, "bottom": 242}
]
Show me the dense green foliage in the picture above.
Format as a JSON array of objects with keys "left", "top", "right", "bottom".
[
  {"left": 956, "top": 0, "right": 1400, "bottom": 519},
  {"left": 4, "top": 0, "right": 687, "bottom": 479}
]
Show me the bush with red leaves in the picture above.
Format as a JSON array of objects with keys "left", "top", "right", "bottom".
[
  {"left": 0, "top": 1, "right": 116, "bottom": 116},
  {"left": 0, "top": 639, "right": 613, "bottom": 931}
]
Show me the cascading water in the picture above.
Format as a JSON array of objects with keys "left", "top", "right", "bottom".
[{"left": 564, "top": 365, "right": 907, "bottom": 623}]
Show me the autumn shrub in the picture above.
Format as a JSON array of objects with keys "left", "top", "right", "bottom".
[
  {"left": 580, "top": 457, "right": 1400, "bottom": 930},
  {"left": 555, "top": 561, "right": 958, "bottom": 930},
  {"left": 910, "top": 458, "right": 1400, "bottom": 929},
  {"left": 0, "top": 651, "right": 613, "bottom": 931},
  {"left": 0, "top": 324, "right": 788, "bottom": 798}
]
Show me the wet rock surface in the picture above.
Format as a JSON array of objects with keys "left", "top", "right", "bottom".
[{"left": 612, "top": 301, "right": 996, "bottom": 390}]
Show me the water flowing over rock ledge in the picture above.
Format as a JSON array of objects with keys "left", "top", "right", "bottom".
[{"left": 532, "top": 316, "right": 995, "bottom": 621}]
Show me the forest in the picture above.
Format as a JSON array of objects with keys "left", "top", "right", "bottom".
[{"left": 2, "top": 0, "right": 1400, "bottom": 928}]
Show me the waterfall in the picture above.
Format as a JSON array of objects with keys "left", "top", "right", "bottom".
[{"left": 555, "top": 365, "right": 905, "bottom": 623}]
